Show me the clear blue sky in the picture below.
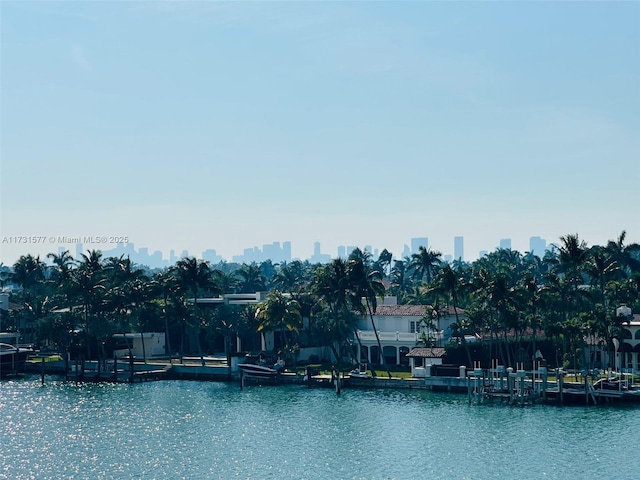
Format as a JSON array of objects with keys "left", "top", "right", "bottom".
[{"left": 1, "top": 1, "right": 639, "bottom": 265}]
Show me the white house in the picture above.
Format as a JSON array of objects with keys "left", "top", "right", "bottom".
[
  {"left": 616, "top": 305, "right": 640, "bottom": 371},
  {"left": 583, "top": 305, "right": 640, "bottom": 372},
  {"left": 353, "top": 297, "right": 464, "bottom": 365}
]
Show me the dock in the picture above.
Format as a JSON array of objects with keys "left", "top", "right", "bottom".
[{"left": 454, "top": 362, "right": 640, "bottom": 405}]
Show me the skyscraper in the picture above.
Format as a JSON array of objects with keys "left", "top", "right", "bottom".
[
  {"left": 454, "top": 236, "right": 464, "bottom": 261},
  {"left": 282, "top": 241, "right": 292, "bottom": 262},
  {"left": 411, "top": 237, "right": 428, "bottom": 254},
  {"left": 499, "top": 238, "right": 512, "bottom": 250},
  {"left": 310, "top": 242, "right": 330, "bottom": 264},
  {"left": 529, "top": 236, "right": 547, "bottom": 257}
]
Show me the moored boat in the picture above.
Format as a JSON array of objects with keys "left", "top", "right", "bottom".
[
  {"left": 0, "top": 343, "right": 31, "bottom": 376},
  {"left": 238, "top": 358, "right": 285, "bottom": 378},
  {"left": 348, "top": 368, "right": 372, "bottom": 379}
]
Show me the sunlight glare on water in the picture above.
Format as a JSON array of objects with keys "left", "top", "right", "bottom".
[{"left": 2, "top": 376, "right": 640, "bottom": 479}]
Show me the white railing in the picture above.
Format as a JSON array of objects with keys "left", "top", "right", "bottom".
[
  {"left": 356, "top": 330, "right": 444, "bottom": 343},
  {"left": 356, "top": 331, "right": 418, "bottom": 342}
]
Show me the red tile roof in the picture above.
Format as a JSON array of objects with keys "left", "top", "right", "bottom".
[
  {"left": 370, "top": 305, "right": 464, "bottom": 316},
  {"left": 406, "top": 347, "right": 446, "bottom": 358}
]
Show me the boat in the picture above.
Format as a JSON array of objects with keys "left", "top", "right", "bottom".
[
  {"left": 593, "top": 377, "right": 629, "bottom": 391},
  {"left": 348, "top": 367, "right": 372, "bottom": 379},
  {"left": 0, "top": 343, "right": 31, "bottom": 376},
  {"left": 238, "top": 358, "right": 285, "bottom": 378}
]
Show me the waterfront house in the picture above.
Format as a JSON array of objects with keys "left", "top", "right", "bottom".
[
  {"left": 614, "top": 305, "right": 640, "bottom": 371},
  {"left": 583, "top": 305, "right": 640, "bottom": 372},
  {"left": 353, "top": 296, "right": 465, "bottom": 365}
]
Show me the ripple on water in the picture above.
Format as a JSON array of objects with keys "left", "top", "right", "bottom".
[{"left": 2, "top": 376, "right": 640, "bottom": 479}]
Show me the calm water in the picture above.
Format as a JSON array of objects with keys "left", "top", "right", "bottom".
[{"left": 2, "top": 375, "right": 640, "bottom": 480}]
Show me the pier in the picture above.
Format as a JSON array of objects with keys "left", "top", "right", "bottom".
[
  {"left": 444, "top": 361, "right": 640, "bottom": 406},
  {"left": 20, "top": 353, "right": 640, "bottom": 405}
]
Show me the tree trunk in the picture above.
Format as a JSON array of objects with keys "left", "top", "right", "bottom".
[
  {"left": 365, "top": 299, "right": 391, "bottom": 378},
  {"left": 164, "top": 298, "right": 173, "bottom": 364}
]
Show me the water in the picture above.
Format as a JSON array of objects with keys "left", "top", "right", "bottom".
[{"left": 2, "top": 376, "right": 640, "bottom": 480}]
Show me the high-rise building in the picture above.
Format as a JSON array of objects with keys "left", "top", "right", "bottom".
[
  {"left": 499, "top": 238, "right": 512, "bottom": 250},
  {"left": 337, "top": 246, "right": 346, "bottom": 258},
  {"left": 310, "top": 242, "right": 331, "bottom": 264},
  {"left": 411, "top": 237, "right": 428, "bottom": 254},
  {"left": 202, "top": 249, "right": 223, "bottom": 264},
  {"left": 454, "top": 236, "right": 464, "bottom": 261},
  {"left": 529, "top": 236, "right": 547, "bottom": 257},
  {"left": 282, "top": 241, "right": 292, "bottom": 262}
]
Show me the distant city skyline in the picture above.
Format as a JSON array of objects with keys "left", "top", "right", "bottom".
[
  {"left": 2, "top": 2, "right": 638, "bottom": 270},
  {"left": 0, "top": 232, "right": 603, "bottom": 269}
]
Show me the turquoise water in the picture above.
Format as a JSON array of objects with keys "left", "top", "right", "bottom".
[{"left": 2, "top": 375, "right": 640, "bottom": 480}]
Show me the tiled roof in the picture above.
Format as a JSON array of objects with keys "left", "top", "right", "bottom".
[
  {"left": 370, "top": 305, "right": 464, "bottom": 316},
  {"left": 406, "top": 347, "right": 446, "bottom": 358}
]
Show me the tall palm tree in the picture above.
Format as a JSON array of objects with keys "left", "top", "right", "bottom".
[
  {"left": 557, "top": 234, "right": 588, "bottom": 293},
  {"left": 70, "top": 253, "right": 107, "bottom": 359},
  {"left": 605, "top": 231, "right": 640, "bottom": 281},
  {"left": 430, "top": 263, "right": 472, "bottom": 365},
  {"left": 47, "top": 250, "right": 76, "bottom": 286},
  {"left": 347, "top": 249, "right": 391, "bottom": 378},
  {"left": 174, "top": 257, "right": 217, "bottom": 365},
  {"left": 11, "top": 254, "right": 46, "bottom": 294},
  {"left": 312, "top": 258, "right": 361, "bottom": 363},
  {"left": 237, "top": 262, "right": 266, "bottom": 293},
  {"left": 373, "top": 248, "right": 393, "bottom": 278},
  {"left": 409, "top": 246, "right": 442, "bottom": 285},
  {"left": 389, "top": 257, "right": 414, "bottom": 304},
  {"left": 151, "top": 268, "right": 181, "bottom": 360},
  {"left": 11, "top": 254, "right": 47, "bottom": 343},
  {"left": 255, "top": 290, "right": 302, "bottom": 362},
  {"left": 273, "top": 260, "right": 311, "bottom": 295}
]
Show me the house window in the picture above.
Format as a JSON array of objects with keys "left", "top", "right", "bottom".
[{"left": 410, "top": 321, "right": 420, "bottom": 334}]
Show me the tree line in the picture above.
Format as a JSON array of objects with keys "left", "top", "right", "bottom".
[{"left": 1, "top": 232, "right": 638, "bottom": 370}]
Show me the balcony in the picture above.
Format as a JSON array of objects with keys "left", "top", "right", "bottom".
[{"left": 355, "top": 330, "right": 443, "bottom": 344}]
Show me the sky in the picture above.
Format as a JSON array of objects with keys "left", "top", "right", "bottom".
[{"left": 1, "top": 0, "right": 639, "bottom": 266}]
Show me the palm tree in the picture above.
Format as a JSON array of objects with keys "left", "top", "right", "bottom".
[
  {"left": 606, "top": 231, "right": 640, "bottom": 280},
  {"left": 390, "top": 257, "right": 414, "bottom": 304},
  {"left": 273, "top": 260, "right": 311, "bottom": 295},
  {"left": 373, "top": 248, "right": 393, "bottom": 277},
  {"left": 585, "top": 245, "right": 619, "bottom": 307},
  {"left": 47, "top": 250, "right": 76, "bottom": 285},
  {"left": 11, "top": 254, "right": 46, "bottom": 294},
  {"left": 70, "top": 253, "right": 108, "bottom": 359},
  {"left": 255, "top": 290, "right": 302, "bottom": 363},
  {"left": 557, "top": 234, "right": 588, "bottom": 293},
  {"left": 347, "top": 249, "right": 391, "bottom": 378},
  {"left": 11, "top": 254, "right": 47, "bottom": 343},
  {"left": 212, "top": 269, "right": 239, "bottom": 294},
  {"left": 151, "top": 268, "right": 180, "bottom": 360},
  {"left": 237, "top": 262, "right": 266, "bottom": 293},
  {"left": 430, "top": 263, "right": 472, "bottom": 366},
  {"left": 174, "top": 257, "right": 217, "bottom": 365},
  {"left": 409, "top": 246, "right": 442, "bottom": 285},
  {"left": 312, "top": 258, "right": 361, "bottom": 363}
]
